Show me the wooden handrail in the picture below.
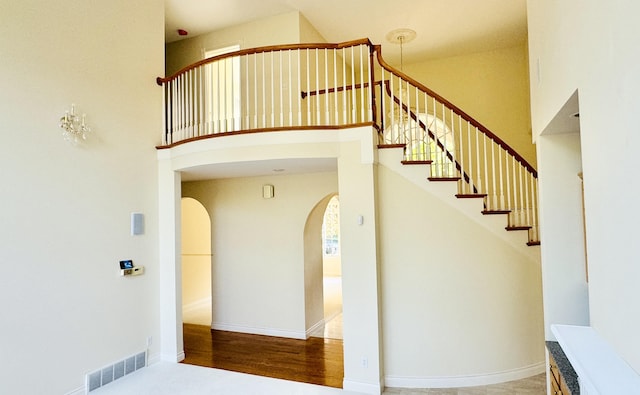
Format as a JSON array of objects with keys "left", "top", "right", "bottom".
[
  {"left": 301, "top": 81, "right": 379, "bottom": 99},
  {"left": 372, "top": 45, "right": 537, "bottom": 178},
  {"left": 157, "top": 38, "right": 373, "bottom": 86},
  {"left": 155, "top": 123, "right": 375, "bottom": 150},
  {"left": 155, "top": 38, "right": 538, "bottom": 242}
]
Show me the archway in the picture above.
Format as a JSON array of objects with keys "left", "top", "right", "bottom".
[
  {"left": 320, "top": 195, "right": 342, "bottom": 339},
  {"left": 180, "top": 197, "right": 212, "bottom": 326},
  {"left": 304, "top": 194, "right": 342, "bottom": 339}
]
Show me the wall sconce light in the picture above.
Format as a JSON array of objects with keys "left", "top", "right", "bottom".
[
  {"left": 263, "top": 184, "right": 275, "bottom": 199},
  {"left": 59, "top": 103, "right": 91, "bottom": 144}
]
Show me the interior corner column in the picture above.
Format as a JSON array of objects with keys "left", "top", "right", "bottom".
[
  {"left": 338, "top": 131, "right": 383, "bottom": 394},
  {"left": 158, "top": 157, "right": 184, "bottom": 362}
]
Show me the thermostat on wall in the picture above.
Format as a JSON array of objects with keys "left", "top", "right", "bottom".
[{"left": 119, "top": 260, "right": 144, "bottom": 276}]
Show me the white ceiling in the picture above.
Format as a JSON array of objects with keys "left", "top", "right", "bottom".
[
  {"left": 165, "top": 0, "right": 528, "bottom": 63},
  {"left": 166, "top": 0, "right": 528, "bottom": 181}
]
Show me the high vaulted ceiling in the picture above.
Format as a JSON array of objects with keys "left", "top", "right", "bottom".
[
  {"left": 165, "top": 0, "right": 529, "bottom": 181},
  {"left": 165, "top": 0, "right": 528, "bottom": 64}
]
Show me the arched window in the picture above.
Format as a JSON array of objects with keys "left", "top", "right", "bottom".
[{"left": 322, "top": 196, "right": 340, "bottom": 256}]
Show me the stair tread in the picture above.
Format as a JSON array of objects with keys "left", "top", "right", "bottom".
[
  {"left": 506, "top": 226, "right": 532, "bottom": 231},
  {"left": 482, "top": 210, "right": 511, "bottom": 215},
  {"left": 378, "top": 144, "right": 406, "bottom": 149},
  {"left": 456, "top": 194, "right": 487, "bottom": 198},
  {"left": 428, "top": 177, "right": 461, "bottom": 181},
  {"left": 401, "top": 160, "right": 433, "bottom": 165}
]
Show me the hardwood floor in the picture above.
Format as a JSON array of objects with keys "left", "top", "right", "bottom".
[{"left": 182, "top": 323, "right": 344, "bottom": 388}]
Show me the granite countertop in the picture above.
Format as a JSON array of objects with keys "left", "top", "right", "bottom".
[{"left": 547, "top": 341, "right": 580, "bottom": 394}]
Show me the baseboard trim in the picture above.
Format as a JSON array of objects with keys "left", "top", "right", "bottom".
[
  {"left": 384, "top": 362, "right": 545, "bottom": 389},
  {"left": 343, "top": 378, "right": 384, "bottom": 394},
  {"left": 147, "top": 352, "right": 162, "bottom": 366},
  {"left": 64, "top": 386, "right": 84, "bottom": 395},
  {"left": 305, "top": 319, "right": 325, "bottom": 338},
  {"left": 212, "top": 322, "right": 307, "bottom": 340},
  {"left": 161, "top": 351, "right": 185, "bottom": 363}
]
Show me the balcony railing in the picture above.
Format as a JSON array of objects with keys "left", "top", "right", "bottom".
[{"left": 157, "top": 39, "right": 539, "bottom": 243}]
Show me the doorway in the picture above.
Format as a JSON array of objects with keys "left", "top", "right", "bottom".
[
  {"left": 180, "top": 197, "right": 212, "bottom": 326},
  {"left": 180, "top": 188, "right": 344, "bottom": 388},
  {"left": 312, "top": 195, "right": 343, "bottom": 339}
]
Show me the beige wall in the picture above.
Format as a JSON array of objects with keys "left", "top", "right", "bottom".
[
  {"left": 403, "top": 44, "right": 535, "bottom": 167},
  {"left": 378, "top": 162, "right": 544, "bottom": 385},
  {"left": 299, "top": 13, "right": 326, "bottom": 43},
  {"left": 528, "top": 0, "right": 640, "bottom": 372},
  {"left": 182, "top": 172, "right": 338, "bottom": 337},
  {"left": 0, "top": 0, "right": 163, "bottom": 393},
  {"left": 165, "top": 11, "right": 302, "bottom": 76},
  {"left": 181, "top": 198, "right": 212, "bottom": 311}
]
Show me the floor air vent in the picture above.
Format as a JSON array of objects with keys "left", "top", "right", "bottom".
[{"left": 86, "top": 350, "right": 147, "bottom": 393}]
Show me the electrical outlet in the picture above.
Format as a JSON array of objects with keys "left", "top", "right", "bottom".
[
  {"left": 146, "top": 336, "right": 152, "bottom": 347},
  {"left": 361, "top": 357, "right": 368, "bottom": 368}
]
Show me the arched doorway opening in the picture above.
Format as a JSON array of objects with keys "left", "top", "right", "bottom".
[
  {"left": 318, "top": 195, "right": 342, "bottom": 339},
  {"left": 180, "top": 197, "right": 212, "bottom": 326}
]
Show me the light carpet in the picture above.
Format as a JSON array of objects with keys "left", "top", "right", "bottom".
[{"left": 91, "top": 362, "right": 359, "bottom": 395}]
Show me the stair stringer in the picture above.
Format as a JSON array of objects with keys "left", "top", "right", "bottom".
[{"left": 378, "top": 147, "right": 540, "bottom": 262}]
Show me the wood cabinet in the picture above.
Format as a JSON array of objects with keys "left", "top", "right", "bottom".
[{"left": 549, "top": 351, "right": 573, "bottom": 395}]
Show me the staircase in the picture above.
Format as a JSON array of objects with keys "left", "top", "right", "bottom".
[
  {"left": 156, "top": 38, "right": 539, "bottom": 246},
  {"left": 378, "top": 146, "right": 538, "bottom": 257},
  {"left": 372, "top": 45, "right": 539, "bottom": 246}
]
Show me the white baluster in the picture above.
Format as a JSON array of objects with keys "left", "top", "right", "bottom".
[
  {"left": 270, "top": 51, "right": 275, "bottom": 128},
  {"left": 261, "top": 53, "right": 266, "bottom": 128},
  {"left": 280, "top": 51, "right": 284, "bottom": 127},
  {"left": 222, "top": 58, "right": 228, "bottom": 132},
  {"left": 458, "top": 114, "right": 464, "bottom": 192},
  {"left": 333, "top": 48, "right": 338, "bottom": 125},
  {"left": 288, "top": 50, "right": 293, "bottom": 127},
  {"left": 314, "top": 48, "right": 319, "bottom": 125},
  {"left": 505, "top": 155, "right": 513, "bottom": 226},
  {"left": 425, "top": 91, "right": 431, "bottom": 161},
  {"left": 324, "top": 48, "right": 330, "bottom": 125},
  {"left": 483, "top": 132, "right": 489, "bottom": 209},
  {"left": 306, "top": 49, "right": 311, "bottom": 125},
  {"left": 440, "top": 102, "right": 447, "bottom": 177},
  {"left": 251, "top": 54, "right": 257, "bottom": 129},
  {"left": 531, "top": 175, "right": 539, "bottom": 241},
  {"left": 199, "top": 66, "right": 204, "bottom": 136},
  {"left": 490, "top": 140, "right": 498, "bottom": 209},
  {"left": 475, "top": 126, "right": 482, "bottom": 195},
  {"left": 188, "top": 69, "right": 193, "bottom": 138},
  {"left": 171, "top": 79, "right": 176, "bottom": 143},
  {"left": 162, "top": 82, "right": 168, "bottom": 144},
  {"left": 524, "top": 168, "right": 531, "bottom": 230},
  {"left": 367, "top": 45, "right": 373, "bottom": 122},
  {"left": 342, "top": 47, "right": 347, "bottom": 124},
  {"left": 297, "top": 50, "right": 302, "bottom": 126},
  {"left": 381, "top": 68, "right": 387, "bottom": 142},
  {"left": 351, "top": 46, "right": 356, "bottom": 123},
  {"left": 360, "top": 44, "right": 365, "bottom": 122},
  {"left": 518, "top": 163, "right": 525, "bottom": 226},
  {"left": 448, "top": 107, "right": 455, "bottom": 177},
  {"left": 399, "top": 78, "right": 404, "bottom": 148},
  {"left": 178, "top": 74, "right": 183, "bottom": 140},
  {"left": 389, "top": 74, "right": 395, "bottom": 143},
  {"left": 498, "top": 142, "right": 505, "bottom": 210},
  {"left": 511, "top": 155, "right": 518, "bottom": 225},
  {"left": 466, "top": 122, "right": 473, "bottom": 194}
]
